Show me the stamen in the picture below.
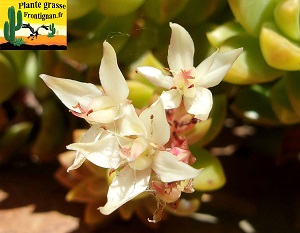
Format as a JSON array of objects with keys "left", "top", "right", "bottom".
[
  {"left": 86, "top": 109, "right": 93, "bottom": 116},
  {"left": 108, "top": 169, "right": 116, "bottom": 176}
]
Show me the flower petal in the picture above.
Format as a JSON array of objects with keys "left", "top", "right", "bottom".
[
  {"left": 99, "top": 165, "right": 151, "bottom": 215},
  {"left": 195, "top": 48, "right": 243, "bottom": 88},
  {"left": 194, "top": 49, "right": 219, "bottom": 80},
  {"left": 115, "top": 104, "right": 146, "bottom": 137},
  {"left": 184, "top": 87, "right": 212, "bottom": 121},
  {"left": 139, "top": 99, "right": 170, "bottom": 146},
  {"left": 67, "top": 133, "right": 122, "bottom": 169},
  {"left": 160, "top": 89, "right": 182, "bottom": 109},
  {"left": 99, "top": 41, "right": 129, "bottom": 103},
  {"left": 40, "top": 74, "right": 103, "bottom": 111},
  {"left": 87, "top": 106, "right": 119, "bottom": 124},
  {"left": 168, "top": 23, "right": 194, "bottom": 71},
  {"left": 67, "top": 126, "right": 104, "bottom": 171},
  {"left": 152, "top": 151, "right": 202, "bottom": 183},
  {"left": 136, "top": 66, "right": 173, "bottom": 89}
]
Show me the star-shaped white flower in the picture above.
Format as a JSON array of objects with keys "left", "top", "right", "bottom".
[
  {"left": 67, "top": 99, "right": 202, "bottom": 215},
  {"left": 137, "top": 23, "right": 243, "bottom": 120},
  {"left": 40, "top": 41, "right": 129, "bottom": 124}
]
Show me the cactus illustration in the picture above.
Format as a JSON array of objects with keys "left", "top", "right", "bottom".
[
  {"left": 3, "top": 6, "right": 23, "bottom": 44},
  {"left": 47, "top": 23, "right": 56, "bottom": 38}
]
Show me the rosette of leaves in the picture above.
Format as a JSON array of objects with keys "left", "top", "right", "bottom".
[
  {"left": 228, "top": 0, "right": 300, "bottom": 71},
  {"left": 206, "top": 0, "right": 300, "bottom": 125}
]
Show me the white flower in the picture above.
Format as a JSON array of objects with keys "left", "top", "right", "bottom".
[
  {"left": 67, "top": 99, "right": 201, "bottom": 215},
  {"left": 66, "top": 104, "right": 146, "bottom": 171},
  {"left": 137, "top": 23, "right": 243, "bottom": 120},
  {"left": 40, "top": 41, "right": 129, "bottom": 124}
]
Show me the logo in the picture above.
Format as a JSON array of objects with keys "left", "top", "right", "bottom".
[{"left": 0, "top": 0, "right": 67, "bottom": 50}]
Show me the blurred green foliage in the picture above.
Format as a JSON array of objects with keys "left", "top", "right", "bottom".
[{"left": 0, "top": 0, "right": 299, "bottom": 226}]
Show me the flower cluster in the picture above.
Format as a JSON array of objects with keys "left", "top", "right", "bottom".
[{"left": 40, "top": 23, "right": 242, "bottom": 222}]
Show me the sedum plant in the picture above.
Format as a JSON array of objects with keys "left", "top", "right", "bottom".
[{"left": 41, "top": 23, "right": 242, "bottom": 223}]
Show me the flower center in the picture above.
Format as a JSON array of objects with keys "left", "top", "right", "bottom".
[{"left": 173, "top": 67, "right": 196, "bottom": 90}]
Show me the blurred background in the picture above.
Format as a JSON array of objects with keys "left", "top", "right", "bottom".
[{"left": 0, "top": 0, "right": 300, "bottom": 232}]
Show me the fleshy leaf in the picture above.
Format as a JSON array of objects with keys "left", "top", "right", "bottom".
[
  {"left": 207, "top": 21, "right": 244, "bottom": 47},
  {"left": 274, "top": 0, "right": 300, "bottom": 41},
  {"left": 260, "top": 22, "right": 300, "bottom": 71},
  {"left": 270, "top": 77, "right": 300, "bottom": 124},
  {"left": 286, "top": 71, "right": 300, "bottom": 117},
  {"left": 66, "top": 177, "right": 108, "bottom": 202},
  {"left": 230, "top": 84, "right": 281, "bottom": 126},
  {"left": 0, "top": 53, "right": 18, "bottom": 103},
  {"left": 127, "top": 80, "right": 154, "bottom": 109},
  {"left": 98, "top": 0, "right": 145, "bottom": 16},
  {"left": 228, "top": 0, "right": 278, "bottom": 36},
  {"left": 190, "top": 147, "right": 226, "bottom": 191},
  {"left": 220, "top": 34, "right": 283, "bottom": 84}
]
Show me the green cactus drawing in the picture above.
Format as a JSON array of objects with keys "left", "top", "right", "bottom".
[
  {"left": 3, "top": 6, "right": 23, "bottom": 44},
  {"left": 47, "top": 23, "right": 56, "bottom": 38}
]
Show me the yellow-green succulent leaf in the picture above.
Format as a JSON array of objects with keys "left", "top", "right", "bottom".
[
  {"left": 220, "top": 34, "right": 283, "bottom": 84},
  {"left": 274, "top": 0, "right": 300, "bottom": 41},
  {"left": 260, "top": 22, "right": 300, "bottom": 70},
  {"left": 207, "top": 21, "right": 244, "bottom": 47},
  {"left": 191, "top": 147, "right": 226, "bottom": 192},
  {"left": 228, "top": 0, "right": 278, "bottom": 36}
]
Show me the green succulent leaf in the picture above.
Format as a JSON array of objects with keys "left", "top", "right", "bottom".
[
  {"left": 230, "top": 84, "right": 281, "bottom": 126},
  {"left": 32, "top": 100, "right": 68, "bottom": 161},
  {"left": 0, "top": 52, "right": 18, "bottom": 103},
  {"left": 286, "top": 71, "right": 300, "bottom": 117},
  {"left": 117, "top": 20, "right": 159, "bottom": 65},
  {"left": 68, "top": 10, "right": 104, "bottom": 37},
  {"left": 175, "top": 0, "right": 227, "bottom": 25},
  {"left": 68, "top": 0, "right": 98, "bottom": 20},
  {"left": 274, "top": 0, "right": 300, "bottom": 41},
  {"left": 270, "top": 77, "right": 300, "bottom": 124},
  {"left": 98, "top": 0, "right": 145, "bottom": 16},
  {"left": 143, "top": 0, "right": 188, "bottom": 24},
  {"left": 220, "top": 34, "right": 283, "bottom": 84},
  {"left": 0, "top": 122, "right": 33, "bottom": 164},
  {"left": 228, "top": 0, "right": 278, "bottom": 36},
  {"left": 260, "top": 22, "right": 300, "bottom": 71},
  {"left": 66, "top": 177, "right": 108, "bottom": 202},
  {"left": 127, "top": 80, "right": 154, "bottom": 109},
  {"left": 63, "top": 14, "right": 135, "bottom": 66},
  {"left": 207, "top": 21, "right": 244, "bottom": 47},
  {"left": 191, "top": 147, "right": 226, "bottom": 192}
]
